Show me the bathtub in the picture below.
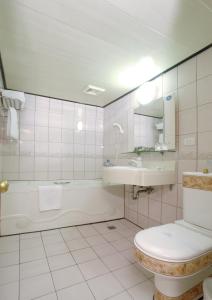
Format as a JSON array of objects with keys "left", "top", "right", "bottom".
[{"left": 0, "top": 180, "right": 124, "bottom": 235}]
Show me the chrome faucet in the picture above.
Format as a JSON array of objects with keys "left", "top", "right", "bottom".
[{"left": 128, "top": 157, "right": 143, "bottom": 168}]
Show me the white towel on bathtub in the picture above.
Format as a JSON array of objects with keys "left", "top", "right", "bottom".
[{"left": 39, "top": 185, "right": 62, "bottom": 212}]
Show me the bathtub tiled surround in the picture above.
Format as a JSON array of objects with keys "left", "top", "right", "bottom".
[
  {"left": 0, "top": 219, "right": 155, "bottom": 300},
  {"left": 1, "top": 96, "right": 103, "bottom": 180},
  {"left": 104, "top": 47, "right": 212, "bottom": 229}
]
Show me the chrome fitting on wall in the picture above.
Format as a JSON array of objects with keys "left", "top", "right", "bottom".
[{"left": 131, "top": 185, "right": 153, "bottom": 200}]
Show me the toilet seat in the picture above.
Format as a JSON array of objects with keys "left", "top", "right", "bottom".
[
  {"left": 134, "top": 223, "right": 212, "bottom": 277},
  {"left": 135, "top": 223, "right": 212, "bottom": 262}
]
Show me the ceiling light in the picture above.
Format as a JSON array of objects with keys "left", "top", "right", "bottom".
[
  {"left": 83, "top": 85, "right": 105, "bottom": 96},
  {"left": 118, "top": 56, "right": 160, "bottom": 88},
  {"left": 136, "top": 81, "right": 156, "bottom": 106}
]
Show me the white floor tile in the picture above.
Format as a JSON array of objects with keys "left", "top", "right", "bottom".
[
  {"left": 88, "top": 273, "right": 124, "bottom": 300},
  {"left": 120, "top": 248, "right": 137, "bottom": 263},
  {"left": 79, "top": 258, "right": 109, "bottom": 280},
  {"left": 52, "top": 265, "right": 84, "bottom": 290},
  {"left": 78, "top": 225, "right": 98, "bottom": 237},
  {"left": 42, "top": 234, "right": 64, "bottom": 245},
  {"left": 20, "top": 232, "right": 41, "bottom": 240},
  {"left": 20, "top": 246, "right": 45, "bottom": 263},
  {"left": 72, "top": 247, "right": 97, "bottom": 264},
  {"left": 48, "top": 253, "right": 76, "bottom": 271},
  {"left": 67, "top": 238, "right": 89, "bottom": 251},
  {"left": 44, "top": 242, "right": 69, "bottom": 257},
  {"left": 102, "top": 231, "right": 123, "bottom": 242},
  {"left": 60, "top": 227, "right": 82, "bottom": 241},
  {"left": 111, "top": 238, "right": 132, "bottom": 251},
  {"left": 92, "top": 223, "right": 110, "bottom": 234},
  {"left": 36, "top": 293, "right": 57, "bottom": 300},
  {"left": 20, "top": 258, "right": 49, "bottom": 279},
  {"left": 101, "top": 253, "right": 131, "bottom": 271},
  {"left": 113, "top": 264, "right": 147, "bottom": 289},
  {"left": 20, "top": 273, "right": 55, "bottom": 300},
  {"left": 20, "top": 237, "right": 43, "bottom": 250},
  {"left": 57, "top": 282, "right": 95, "bottom": 300},
  {"left": 0, "top": 281, "right": 19, "bottom": 300},
  {"left": 0, "top": 251, "right": 19, "bottom": 267},
  {"left": 127, "top": 280, "right": 155, "bottom": 300},
  {"left": 134, "top": 263, "right": 154, "bottom": 279},
  {"left": 86, "top": 235, "right": 106, "bottom": 246},
  {"left": 0, "top": 237, "right": 19, "bottom": 254},
  {"left": 0, "top": 265, "right": 19, "bottom": 286},
  {"left": 41, "top": 229, "right": 60, "bottom": 237},
  {"left": 109, "top": 291, "right": 132, "bottom": 300},
  {"left": 92, "top": 242, "right": 117, "bottom": 257}
]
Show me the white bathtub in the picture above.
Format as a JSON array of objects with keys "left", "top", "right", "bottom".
[{"left": 0, "top": 180, "right": 124, "bottom": 235}]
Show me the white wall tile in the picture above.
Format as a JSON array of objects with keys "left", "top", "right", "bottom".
[
  {"left": 178, "top": 82, "right": 196, "bottom": 111},
  {"left": 197, "top": 48, "right": 212, "bottom": 79},
  {"left": 163, "top": 68, "right": 177, "bottom": 94},
  {"left": 179, "top": 108, "right": 197, "bottom": 134},
  {"left": 36, "top": 96, "right": 49, "bottom": 111},
  {"left": 198, "top": 103, "right": 212, "bottom": 132},
  {"left": 35, "top": 126, "right": 48, "bottom": 142},
  {"left": 178, "top": 57, "right": 196, "bottom": 87},
  {"left": 197, "top": 75, "right": 212, "bottom": 106}
]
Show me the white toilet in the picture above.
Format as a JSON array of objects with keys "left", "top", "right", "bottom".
[
  {"left": 134, "top": 172, "right": 212, "bottom": 300},
  {"left": 203, "top": 278, "right": 212, "bottom": 300}
]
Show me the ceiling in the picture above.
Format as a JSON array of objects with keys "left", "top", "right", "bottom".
[{"left": 0, "top": 0, "right": 212, "bottom": 107}]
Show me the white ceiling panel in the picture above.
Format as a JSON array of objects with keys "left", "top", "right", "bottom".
[{"left": 0, "top": 0, "right": 211, "bottom": 106}]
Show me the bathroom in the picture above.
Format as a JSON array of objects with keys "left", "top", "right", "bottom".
[{"left": 0, "top": 1, "right": 212, "bottom": 299}]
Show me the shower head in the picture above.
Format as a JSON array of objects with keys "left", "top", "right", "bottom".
[{"left": 113, "top": 122, "right": 124, "bottom": 134}]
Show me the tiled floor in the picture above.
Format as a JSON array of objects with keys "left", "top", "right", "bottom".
[{"left": 0, "top": 219, "right": 155, "bottom": 300}]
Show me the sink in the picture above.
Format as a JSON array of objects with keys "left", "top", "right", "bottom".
[{"left": 103, "top": 166, "right": 176, "bottom": 186}]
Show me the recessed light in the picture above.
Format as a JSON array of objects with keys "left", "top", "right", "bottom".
[{"left": 83, "top": 85, "right": 105, "bottom": 96}]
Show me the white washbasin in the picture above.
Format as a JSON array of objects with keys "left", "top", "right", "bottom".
[{"left": 103, "top": 166, "right": 175, "bottom": 186}]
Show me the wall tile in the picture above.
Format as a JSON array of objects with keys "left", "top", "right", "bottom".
[
  {"left": 197, "top": 48, "right": 212, "bottom": 79},
  {"left": 161, "top": 204, "right": 177, "bottom": 224},
  {"left": 149, "top": 199, "right": 161, "bottom": 222},
  {"left": 178, "top": 82, "right": 196, "bottom": 111},
  {"left": 35, "top": 126, "right": 48, "bottom": 142},
  {"left": 163, "top": 68, "right": 177, "bottom": 94},
  {"left": 36, "top": 96, "right": 49, "bottom": 111},
  {"left": 198, "top": 103, "right": 212, "bottom": 132},
  {"left": 198, "top": 131, "right": 212, "bottom": 159},
  {"left": 197, "top": 75, "right": 212, "bottom": 106},
  {"left": 179, "top": 108, "right": 197, "bottom": 135},
  {"left": 49, "top": 128, "right": 61, "bottom": 143},
  {"left": 178, "top": 57, "right": 196, "bottom": 88}
]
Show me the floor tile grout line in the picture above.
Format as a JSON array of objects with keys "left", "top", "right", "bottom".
[
  {"left": 40, "top": 231, "right": 59, "bottom": 300},
  {"left": 59, "top": 227, "right": 98, "bottom": 300},
  {"left": 18, "top": 234, "right": 20, "bottom": 300},
  {"left": 0, "top": 220, "right": 144, "bottom": 298}
]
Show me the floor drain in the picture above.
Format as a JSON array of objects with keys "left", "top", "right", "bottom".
[{"left": 107, "top": 225, "right": 116, "bottom": 230}]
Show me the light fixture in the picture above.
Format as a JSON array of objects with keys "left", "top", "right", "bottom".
[
  {"left": 77, "top": 121, "right": 83, "bottom": 131},
  {"left": 136, "top": 81, "right": 156, "bottom": 106},
  {"left": 118, "top": 56, "right": 160, "bottom": 88}
]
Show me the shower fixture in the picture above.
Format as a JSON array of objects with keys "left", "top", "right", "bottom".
[{"left": 112, "top": 122, "right": 124, "bottom": 134}]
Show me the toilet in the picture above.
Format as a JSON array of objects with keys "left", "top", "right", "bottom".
[
  {"left": 203, "top": 278, "right": 212, "bottom": 300},
  {"left": 134, "top": 172, "right": 212, "bottom": 300}
]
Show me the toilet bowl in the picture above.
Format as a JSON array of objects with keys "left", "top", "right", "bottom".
[
  {"left": 203, "top": 278, "right": 212, "bottom": 300},
  {"left": 134, "top": 172, "right": 212, "bottom": 300}
]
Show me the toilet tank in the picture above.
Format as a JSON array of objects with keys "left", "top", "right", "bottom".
[{"left": 183, "top": 172, "right": 212, "bottom": 231}]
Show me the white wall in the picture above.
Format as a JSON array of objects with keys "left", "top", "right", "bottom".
[
  {"left": 1, "top": 95, "right": 104, "bottom": 180},
  {"left": 104, "top": 46, "right": 212, "bottom": 229}
]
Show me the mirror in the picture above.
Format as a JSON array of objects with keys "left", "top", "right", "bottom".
[{"left": 133, "top": 78, "right": 176, "bottom": 151}]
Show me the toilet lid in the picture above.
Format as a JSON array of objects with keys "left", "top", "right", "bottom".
[{"left": 134, "top": 223, "right": 212, "bottom": 262}]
